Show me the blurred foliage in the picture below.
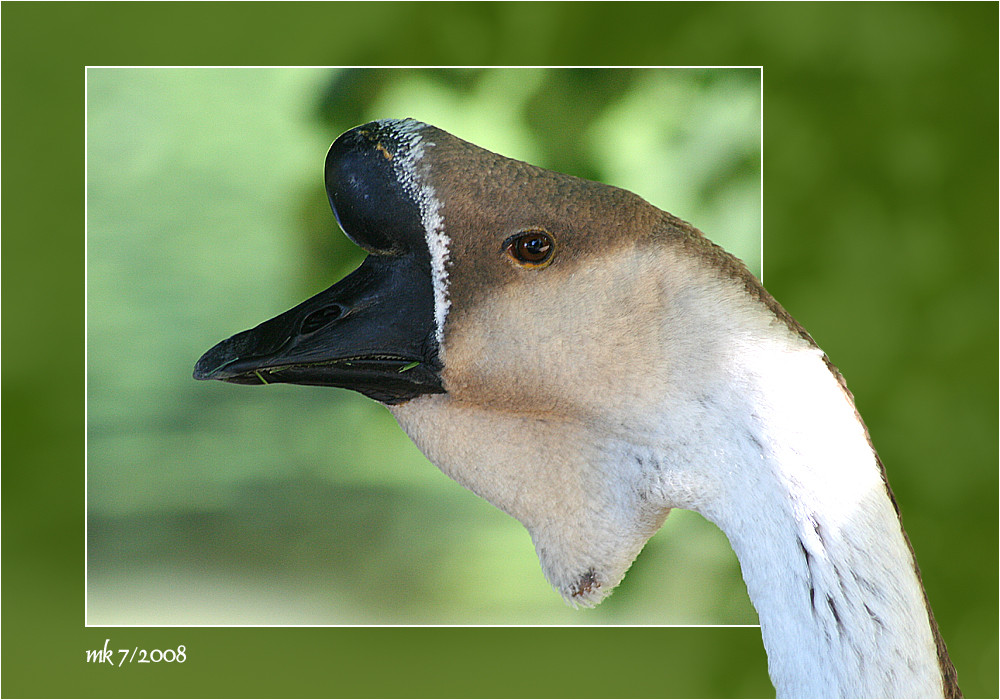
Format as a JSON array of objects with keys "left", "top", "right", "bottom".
[{"left": 87, "top": 67, "right": 761, "bottom": 626}]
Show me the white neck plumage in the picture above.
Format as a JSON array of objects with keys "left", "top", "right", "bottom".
[
  {"left": 646, "top": 325, "right": 944, "bottom": 697},
  {"left": 391, "top": 240, "right": 953, "bottom": 697}
]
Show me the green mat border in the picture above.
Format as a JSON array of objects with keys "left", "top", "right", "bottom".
[{"left": 3, "top": 2, "right": 995, "bottom": 697}]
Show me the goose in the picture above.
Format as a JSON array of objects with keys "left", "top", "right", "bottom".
[{"left": 194, "top": 118, "right": 960, "bottom": 698}]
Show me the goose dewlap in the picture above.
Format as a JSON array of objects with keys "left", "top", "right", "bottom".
[{"left": 195, "top": 119, "right": 959, "bottom": 699}]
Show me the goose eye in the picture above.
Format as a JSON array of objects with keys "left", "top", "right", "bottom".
[{"left": 504, "top": 230, "right": 555, "bottom": 268}]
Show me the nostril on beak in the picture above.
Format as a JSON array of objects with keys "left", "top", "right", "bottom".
[{"left": 301, "top": 305, "right": 345, "bottom": 334}]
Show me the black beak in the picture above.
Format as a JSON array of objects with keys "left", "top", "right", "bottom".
[{"left": 194, "top": 120, "right": 445, "bottom": 405}]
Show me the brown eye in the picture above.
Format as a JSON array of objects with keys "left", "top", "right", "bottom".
[{"left": 504, "top": 229, "right": 555, "bottom": 268}]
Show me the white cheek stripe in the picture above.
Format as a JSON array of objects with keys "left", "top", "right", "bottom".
[{"left": 383, "top": 118, "right": 451, "bottom": 355}]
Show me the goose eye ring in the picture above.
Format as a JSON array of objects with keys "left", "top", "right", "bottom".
[{"left": 504, "top": 229, "right": 556, "bottom": 268}]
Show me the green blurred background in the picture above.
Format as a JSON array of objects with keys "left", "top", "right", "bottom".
[
  {"left": 4, "top": 2, "right": 996, "bottom": 698},
  {"left": 87, "top": 67, "right": 762, "bottom": 626}
]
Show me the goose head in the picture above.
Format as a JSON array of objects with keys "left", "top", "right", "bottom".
[{"left": 195, "top": 118, "right": 707, "bottom": 604}]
